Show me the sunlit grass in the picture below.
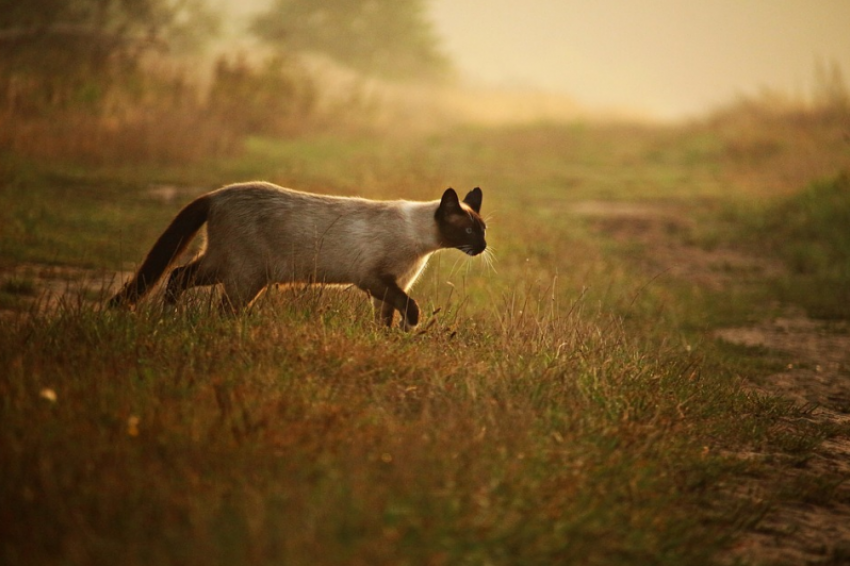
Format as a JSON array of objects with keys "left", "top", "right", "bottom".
[
  {"left": 1, "top": 276, "right": 778, "bottom": 566},
  {"left": 2, "top": 111, "right": 849, "bottom": 564}
]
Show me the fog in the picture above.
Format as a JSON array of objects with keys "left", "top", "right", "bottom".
[
  {"left": 429, "top": 0, "right": 850, "bottom": 119},
  {"left": 6, "top": 0, "right": 849, "bottom": 127}
]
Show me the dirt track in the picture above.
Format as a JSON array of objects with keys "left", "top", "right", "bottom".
[
  {"left": 716, "top": 316, "right": 850, "bottom": 565},
  {"left": 576, "top": 200, "right": 850, "bottom": 565}
]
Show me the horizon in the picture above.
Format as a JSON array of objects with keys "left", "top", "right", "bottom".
[{"left": 428, "top": 0, "right": 850, "bottom": 120}]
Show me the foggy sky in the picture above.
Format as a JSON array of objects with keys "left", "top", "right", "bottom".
[{"left": 428, "top": 0, "right": 850, "bottom": 119}]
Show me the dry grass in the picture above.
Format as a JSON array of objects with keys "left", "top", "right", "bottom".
[
  {"left": 2, "top": 84, "right": 850, "bottom": 564},
  {"left": 0, "top": 108, "right": 239, "bottom": 165},
  {"left": 0, "top": 54, "right": 376, "bottom": 166},
  {"left": 0, "top": 279, "right": 761, "bottom": 566}
]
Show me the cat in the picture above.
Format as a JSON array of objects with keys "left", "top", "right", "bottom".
[{"left": 108, "top": 182, "right": 487, "bottom": 329}]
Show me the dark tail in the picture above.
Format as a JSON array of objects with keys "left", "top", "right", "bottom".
[{"left": 108, "top": 194, "right": 212, "bottom": 308}]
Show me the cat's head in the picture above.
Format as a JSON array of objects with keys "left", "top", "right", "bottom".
[{"left": 435, "top": 187, "right": 487, "bottom": 256}]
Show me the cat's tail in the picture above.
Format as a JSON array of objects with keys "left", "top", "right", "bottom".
[{"left": 108, "top": 194, "right": 212, "bottom": 308}]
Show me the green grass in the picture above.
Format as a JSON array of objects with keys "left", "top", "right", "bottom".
[
  {"left": 705, "top": 172, "right": 850, "bottom": 319},
  {"left": 755, "top": 173, "right": 850, "bottom": 318},
  {"left": 2, "top": 118, "right": 849, "bottom": 565}
]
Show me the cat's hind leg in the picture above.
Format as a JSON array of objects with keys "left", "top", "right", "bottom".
[
  {"left": 165, "top": 258, "right": 219, "bottom": 305},
  {"left": 219, "top": 275, "right": 266, "bottom": 314}
]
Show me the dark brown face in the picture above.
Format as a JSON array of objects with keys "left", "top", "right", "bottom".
[{"left": 435, "top": 187, "right": 487, "bottom": 256}]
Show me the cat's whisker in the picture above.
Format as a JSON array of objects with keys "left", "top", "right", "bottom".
[{"left": 482, "top": 248, "right": 498, "bottom": 274}]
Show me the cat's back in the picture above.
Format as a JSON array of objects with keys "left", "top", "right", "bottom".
[
  {"left": 205, "top": 182, "right": 409, "bottom": 246},
  {"left": 208, "top": 182, "right": 335, "bottom": 212},
  {"left": 210, "top": 181, "right": 409, "bottom": 223},
  {"left": 214, "top": 181, "right": 397, "bottom": 213}
]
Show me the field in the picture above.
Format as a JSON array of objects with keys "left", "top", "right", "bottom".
[{"left": 2, "top": 101, "right": 850, "bottom": 565}]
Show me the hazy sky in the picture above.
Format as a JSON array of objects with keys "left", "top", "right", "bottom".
[{"left": 428, "top": 0, "right": 850, "bottom": 119}]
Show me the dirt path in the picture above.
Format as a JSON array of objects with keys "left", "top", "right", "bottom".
[
  {"left": 574, "top": 200, "right": 850, "bottom": 565},
  {"left": 0, "top": 184, "right": 203, "bottom": 318},
  {"left": 0, "top": 262, "right": 130, "bottom": 318}
]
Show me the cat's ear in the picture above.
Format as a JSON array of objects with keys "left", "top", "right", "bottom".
[
  {"left": 463, "top": 187, "right": 482, "bottom": 213},
  {"left": 438, "top": 188, "right": 462, "bottom": 215}
]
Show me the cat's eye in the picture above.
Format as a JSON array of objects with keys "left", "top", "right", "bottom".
[{"left": 465, "top": 227, "right": 473, "bottom": 234}]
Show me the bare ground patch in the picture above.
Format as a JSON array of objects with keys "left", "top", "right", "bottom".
[
  {"left": 0, "top": 262, "right": 131, "bottom": 317},
  {"left": 146, "top": 183, "right": 209, "bottom": 204},
  {"left": 575, "top": 200, "right": 850, "bottom": 565},
  {"left": 716, "top": 316, "right": 850, "bottom": 413},
  {"left": 716, "top": 315, "right": 850, "bottom": 565},
  {"left": 573, "top": 200, "right": 785, "bottom": 291}
]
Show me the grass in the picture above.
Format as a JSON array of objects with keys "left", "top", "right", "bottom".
[
  {"left": 692, "top": 171, "right": 850, "bottom": 320},
  {"left": 751, "top": 173, "right": 850, "bottom": 318},
  {"left": 1, "top": 289, "right": 757, "bottom": 565},
  {"left": 2, "top": 106, "right": 850, "bottom": 565}
]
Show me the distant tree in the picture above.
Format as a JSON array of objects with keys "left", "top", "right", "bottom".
[
  {"left": 0, "top": 0, "right": 216, "bottom": 76},
  {"left": 251, "top": 0, "right": 450, "bottom": 81},
  {"left": 0, "top": 0, "right": 217, "bottom": 112}
]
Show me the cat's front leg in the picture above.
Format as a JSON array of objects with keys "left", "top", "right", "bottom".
[
  {"left": 363, "top": 277, "right": 419, "bottom": 330},
  {"left": 372, "top": 297, "right": 396, "bottom": 327}
]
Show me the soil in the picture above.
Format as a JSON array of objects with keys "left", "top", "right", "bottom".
[
  {"left": 717, "top": 315, "right": 850, "bottom": 566},
  {"left": 0, "top": 262, "right": 130, "bottom": 318},
  {"left": 575, "top": 200, "right": 850, "bottom": 565}
]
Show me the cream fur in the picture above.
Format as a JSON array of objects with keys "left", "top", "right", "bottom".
[
  {"left": 111, "top": 181, "right": 486, "bottom": 329},
  {"left": 194, "top": 183, "right": 443, "bottom": 313}
]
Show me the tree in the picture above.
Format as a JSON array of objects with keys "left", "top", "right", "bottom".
[
  {"left": 0, "top": 0, "right": 217, "bottom": 112},
  {"left": 251, "top": 0, "right": 450, "bottom": 81},
  {"left": 0, "top": 0, "right": 216, "bottom": 77}
]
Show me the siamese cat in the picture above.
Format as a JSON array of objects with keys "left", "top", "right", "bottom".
[{"left": 108, "top": 182, "right": 487, "bottom": 329}]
